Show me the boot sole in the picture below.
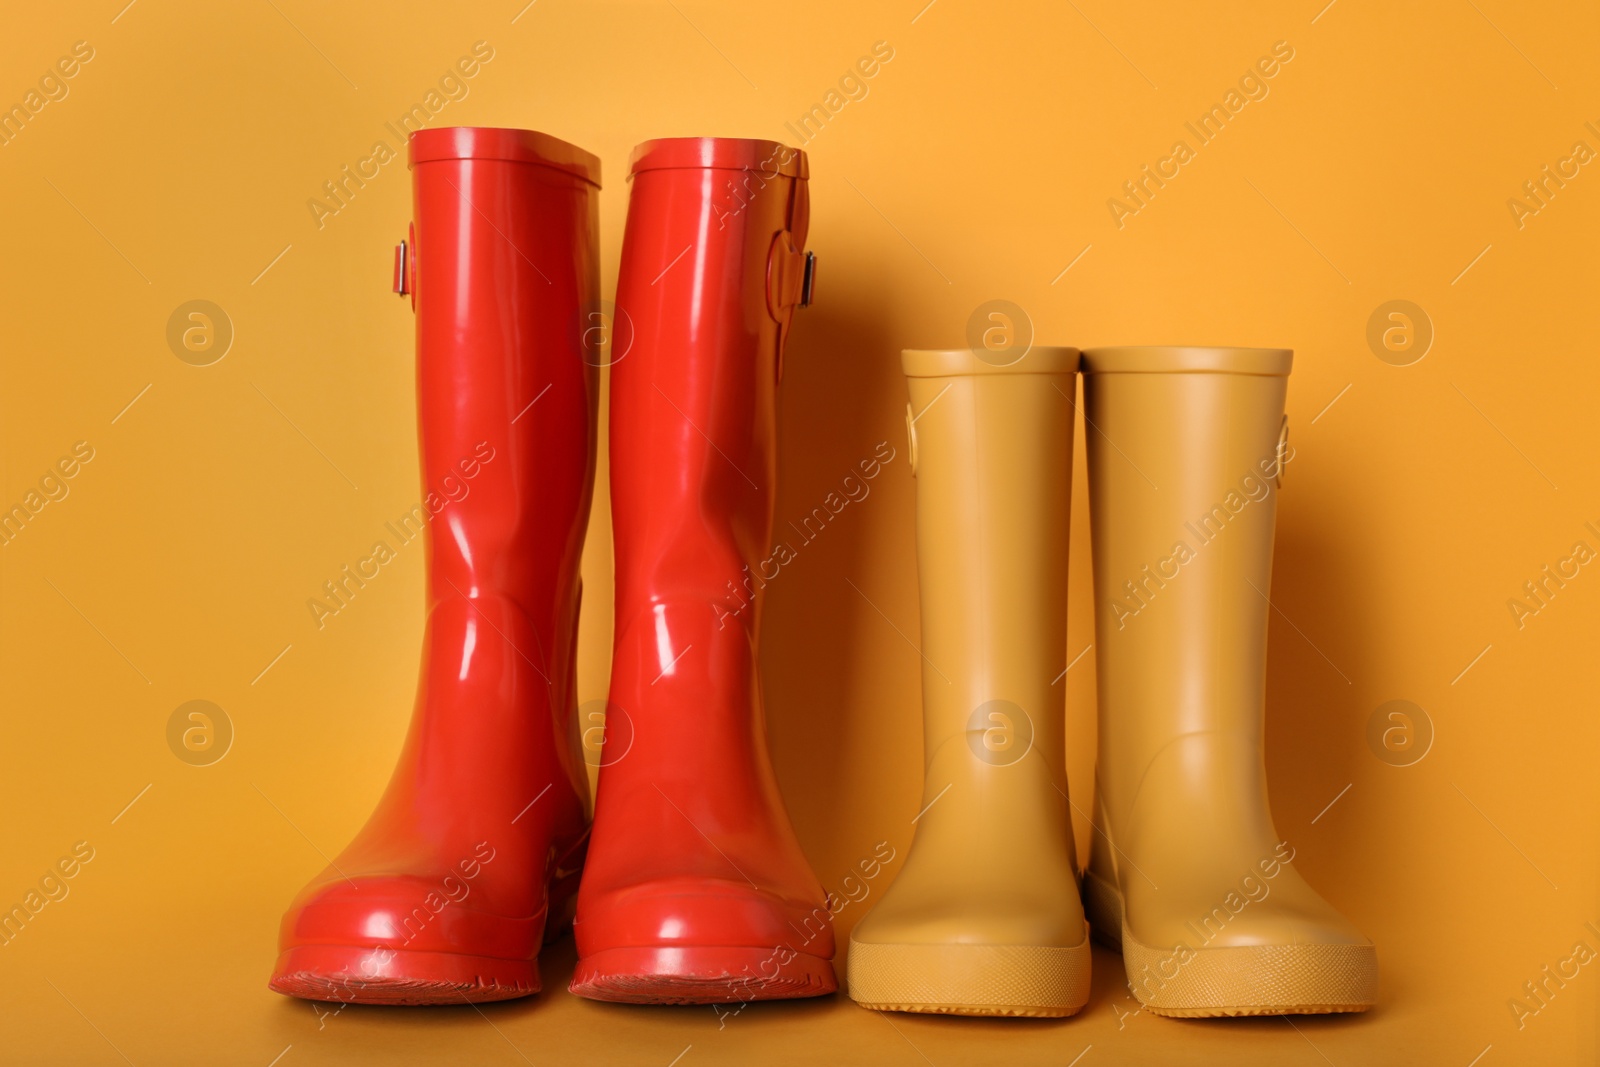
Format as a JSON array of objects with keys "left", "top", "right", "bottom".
[
  {"left": 569, "top": 946, "right": 837, "bottom": 1004},
  {"left": 846, "top": 932, "right": 1092, "bottom": 1017},
  {"left": 1083, "top": 869, "right": 1377, "bottom": 1017},
  {"left": 269, "top": 944, "right": 538, "bottom": 1005}
]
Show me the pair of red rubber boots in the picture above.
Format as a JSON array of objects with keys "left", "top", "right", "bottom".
[{"left": 268, "top": 128, "right": 830, "bottom": 1006}]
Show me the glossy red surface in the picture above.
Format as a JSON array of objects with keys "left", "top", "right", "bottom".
[
  {"left": 569, "top": 138, "right": 834, "bottom": 1004},
  {"left": 269, "top": 127, "right": 601, "bottom": 1005}
]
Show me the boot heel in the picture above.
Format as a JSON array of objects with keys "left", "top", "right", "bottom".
[
  {"left": 847, "top": 934, "right": 1092, "bottom": 1017},
  {"left": 270, "top": 944, "right": 538, "bottom": 1005},
  {"left": 570, "top": 945, "right": 836, "bottom": 1005}
]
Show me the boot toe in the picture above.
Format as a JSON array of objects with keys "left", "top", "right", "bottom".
[
  {"left": 272, "top": 876, "right": 545, "bottom": 1004},
  {"left": 570, "top": 877, "right": 836, "bottom": 1003}
]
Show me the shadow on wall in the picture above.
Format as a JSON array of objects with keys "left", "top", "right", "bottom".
[
  {"left": 760, "top": 276, "right": 915, "bottom": 943},
  {"left": 1264, "top": 507, "right": 1373, "bottom": 901}
]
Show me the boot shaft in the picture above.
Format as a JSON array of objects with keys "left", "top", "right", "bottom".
[
  {"left": 1082, "top": 346, "right": 1291, "bottom": 837},
  {"left": 404, "top": 125, "right": 602, "bottom": 819},
  {"left": 903, "top": 347, "right": 1078, "bottom": 779},
  {"left": 609, "top": 138, "right": 811, "bottom": 622},
  {"left": 409, "top": 127, "right": 601, "bottom": 607}
]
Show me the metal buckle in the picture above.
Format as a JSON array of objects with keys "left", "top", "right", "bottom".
[
  {"left": 393, "top": 240, "right": 409, "bottom": 296},
  {"left": 799, "top": 250, "right": 816, "bottom": 308}
]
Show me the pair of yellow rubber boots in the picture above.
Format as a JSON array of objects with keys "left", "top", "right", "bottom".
[{"left": 847, "top": 345, "right": 1377, "bottom": 1019}]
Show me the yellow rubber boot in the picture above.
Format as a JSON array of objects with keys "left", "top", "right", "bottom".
[
  {"left": 1080, "top": 346, "right": 1378, "bottom": 1017},
  {"left": 847, "top": 346, "right": 1091, "bottom": 1017}
]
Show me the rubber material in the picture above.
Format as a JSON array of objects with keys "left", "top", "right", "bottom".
[
  {"left": 269, "top": 126, "right": 600, "bottom": 1006},
  {"left": 1080, "top": 345, "right": 1377, "bottom": 1018},
  {"left": 847, "top": 344, "right": 1089, "bottom": 1018},
  {"left": 901, "top": 346, "right": 1080, "bottom": 378},
  {"left": 409, "top": 125, "right": 601, "bottom": 185},
  {"left": 629, "top": 136, "right": 808, "bottom": 178},
  {"left": 571, "top": 946, "right": 837, "bottom": 1005},
  {"left": 1080, "top": 345, "right": 1292, "bottom": 376},
  {"left": 571, "top": 139, "right": 835, "bottom": 1004},
  {"left": 1084, "top": 870, "right": 1377, "bottom": 1016},
  {"left": 848, "top": 937, "right": 1093, "bottom": 1017}
]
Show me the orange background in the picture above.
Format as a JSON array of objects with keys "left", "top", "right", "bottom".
[{"left": 1, "top": 1, "right": 1596, "bottom": 1063}]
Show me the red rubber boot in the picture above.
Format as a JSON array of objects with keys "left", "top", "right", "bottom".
[
  {"left": 569, "top": 138, "right": 831, "bottom": 1004},
  {"left": 269, "top": 127, "right": 601, "bottom": 1005}
]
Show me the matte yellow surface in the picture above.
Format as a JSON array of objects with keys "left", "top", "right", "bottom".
[
  {"left": 1, "top": 1, "right": 1596, "bottom": 1063},
  {"left": 848, "top": 348, "right": 1088, "bottom": 1016},
  {"left": 1081, "top": 349, "right": 1376, "bottom": 1016}
]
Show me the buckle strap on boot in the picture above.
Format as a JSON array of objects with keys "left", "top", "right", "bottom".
[{"left": 766, "top": 231, "right": 814, "bottom": 381}]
